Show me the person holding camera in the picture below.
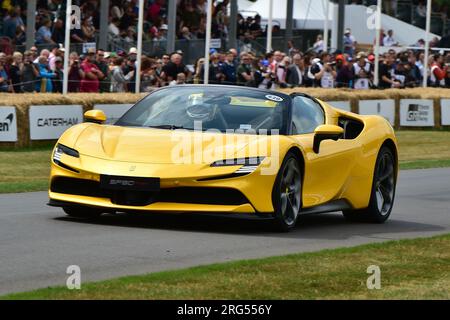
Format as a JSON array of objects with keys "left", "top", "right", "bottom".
[
  {"left": 68, "top": 52, "right": 85, "bottom": 93},
  {"left": 311, "top": 52, "right": 337, "bottom": 88},
  {"left": 21, "top": 50, "right": 40, "bottom": 93}
]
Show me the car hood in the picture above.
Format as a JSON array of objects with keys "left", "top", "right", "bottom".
[{"left": 70, "top": 124, "right": 268, "bottom": 164}]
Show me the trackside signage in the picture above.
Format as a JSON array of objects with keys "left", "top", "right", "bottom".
[
  {"left": 327, "top": 101, "right": 351, "bottom": 112},
  {"left": 441, "top": 99, "right": 450, "bottom": 126},
  {"left": 29, "top": 105, "right": 83, "bottom": 140},
  {"left": 359, "top": 100, "right": 395, "bottom": 125},
  {"left": 94, "top": 104, "right": 134, "bottom": 124},
  {"left": 0, "top": 106, "right": 18, "bottom": 142},
  {"left": 400, "top": 99, "right": 434, "bottom": 127}
]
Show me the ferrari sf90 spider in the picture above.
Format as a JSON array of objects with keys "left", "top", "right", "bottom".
[{"left": 49, "top": 85, "right": 398, "bottom": 231}]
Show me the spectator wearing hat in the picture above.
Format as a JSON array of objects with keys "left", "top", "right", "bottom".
[
  {"left": 156, "top": 24, "right": 168, "bottom": 41},
  {"left": 52, "top": 57, "right": 65, "bottom": 93},
  {"left": 343, "top": 28, "right": 356, "bottom": 57},
  {"left": 352, "top": 52, "right": 372, "bottom": 90},
  {"left": 80, "top": 48, "right": 104, "bottom": 93},
  {"left": 335, "top": 54, "right": 353, "bottom": 88}
]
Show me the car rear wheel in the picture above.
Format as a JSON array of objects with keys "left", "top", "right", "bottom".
[
  {"left": 63, "top": 206, "right": 103, "bottom": 218},
  {"left": 272, "top": 154, "right": 302, "bottom": 232},
  {"left": 343, "top": 146, "right": 396, "bottom": 223}
]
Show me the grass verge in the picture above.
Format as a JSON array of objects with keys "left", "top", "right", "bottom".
[
  {"left": 3, "top": 234, "right": 449, "bottom": 300},
  {"left": 0, "top": 131, "right": 449, "bottom": 194}
]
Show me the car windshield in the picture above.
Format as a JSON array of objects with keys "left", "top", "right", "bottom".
[{"left": 115, "top": 86, "right": 288, "bottom": 134}]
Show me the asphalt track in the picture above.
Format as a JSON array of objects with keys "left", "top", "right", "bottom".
[{"left": 0, "top": 168, "right": 449, "bottom": 295}]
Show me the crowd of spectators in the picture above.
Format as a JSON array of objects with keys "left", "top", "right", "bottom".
[
  {"left": 0, "top": 0, "right": 234, "bottom": 48},
  {"left": 0, "top": 38, "right": 449, "bottom": 93},
  {"left": 0, "top": 0, "right": 449, "bottom": 92}
]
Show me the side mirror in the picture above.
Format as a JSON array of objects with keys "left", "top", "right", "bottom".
[
  {"left": 313, "top": 125, "right": 344, "bottom": 153},
  {"left": 84, "top": 110, "right": 106, "bottom": 124}
]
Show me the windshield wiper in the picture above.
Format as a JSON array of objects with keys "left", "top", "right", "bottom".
[{"left": 148, "top": 124, "right": 186, "bottom": 130}]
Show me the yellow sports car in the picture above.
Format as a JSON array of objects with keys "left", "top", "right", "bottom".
[{"left": 48, "top": 85, "right": 398, "bottom": 231}]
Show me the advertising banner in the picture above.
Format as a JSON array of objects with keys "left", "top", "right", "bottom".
[
  {"left": 441, "top": 99, "right": 450, "bottom": 126},
  {"left": 29, "top": 105, "right": 84, "bottom": 140},
  {"left": 400, "top": 99, "right": 434, "bottom": 127},
  {"left": 0, "top": 107, "right": 18, "bottom": 142}
]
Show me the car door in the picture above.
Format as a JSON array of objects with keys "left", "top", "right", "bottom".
[{"left": 289, "top": 95, "right": 360, "bottom": 207}]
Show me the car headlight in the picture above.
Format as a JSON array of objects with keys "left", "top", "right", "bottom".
[
  {"left": 211, "top": 157, "right": 265, "bottom": 175},
  {"left": 53, "top": 144, "right": 79, "bottom": 164}
]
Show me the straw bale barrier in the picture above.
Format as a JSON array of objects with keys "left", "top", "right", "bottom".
[{"left": 0, "top": 88, "right": 449, "bottom": 148}]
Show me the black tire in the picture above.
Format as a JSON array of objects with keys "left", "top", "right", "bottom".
[
  {"left": 343, "top": 146, "right": 396, "bottom": 223},
  {"left": 272, "top": 153, "right": 302, "bottom": 232},
  {"left": 63, "top": 206, "right": 103, "bottom": 218}
]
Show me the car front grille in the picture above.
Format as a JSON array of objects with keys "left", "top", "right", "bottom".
[{"left": 50, "top": 177, "right": 249, "bottom": 207}]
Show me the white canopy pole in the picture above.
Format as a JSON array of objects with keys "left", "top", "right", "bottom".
[
  {"left": 374, "top": 0, "right": 382, "bottom": 87},
  {"left": 266, "top": 0, "right": 273, "bottom": 53},
  {"left": 423, "top": 0, "right": 432, "bottom": 88},
  {"left": 323, "top": 0, "right": 329, "bottom": 53},
  {"left": 135, "top": 0, "right": 144, "bottom": 93},
  {"left": 204, "top": 0, "right": 213, "bottom": 84},
  {"left": 62, "top": 0, "right": 72, "bottom": 95}
]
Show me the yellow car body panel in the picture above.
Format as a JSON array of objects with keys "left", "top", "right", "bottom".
[{"left": 49, "top": 94, "right": 398, "bottom": 215}]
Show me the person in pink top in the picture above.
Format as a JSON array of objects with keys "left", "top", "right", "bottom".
[{"left": 80, "top": 48, "right": 104, "bottom": 93}]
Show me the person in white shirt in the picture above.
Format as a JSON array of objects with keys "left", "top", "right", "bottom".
[
  {"left": 383, "top": 30, "right": 398, "bottom": 47},
  {"left": 313, "top": 34, "right": 324, "bottom": 53}
]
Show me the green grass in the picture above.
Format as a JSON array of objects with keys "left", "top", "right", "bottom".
[
  {"left": 0, "top": 130, "right": 449, "bottom": 194},
  {"left": 3, "top": 234, "right": 449, "bottom": 300}
]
